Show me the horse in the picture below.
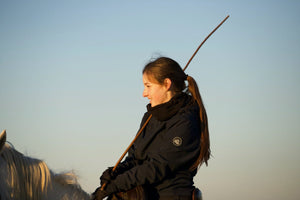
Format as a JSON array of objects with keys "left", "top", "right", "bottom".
[{"left": 0, "top": 129, "right": 91, "bottom": 200}]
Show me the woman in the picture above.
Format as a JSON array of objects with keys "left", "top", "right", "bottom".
[{"left": 93, "top": 57, "right": 210, "bottom": 200}]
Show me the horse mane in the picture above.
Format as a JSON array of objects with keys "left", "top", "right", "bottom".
[{"left": 0, "top": 143, "right": 87, "bottom": 200}]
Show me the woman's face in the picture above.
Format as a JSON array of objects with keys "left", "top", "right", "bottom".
[{"left": 142, "top": 73, "right": 171, "bottom": 107}]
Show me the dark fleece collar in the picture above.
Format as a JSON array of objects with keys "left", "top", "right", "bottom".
[{"left": 146, "top": 92, "right": 193, "bottom": 121}]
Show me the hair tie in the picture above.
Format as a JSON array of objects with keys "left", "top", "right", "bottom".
[{"left": 185, "top": 74, "right": 189, "bottom": 80}]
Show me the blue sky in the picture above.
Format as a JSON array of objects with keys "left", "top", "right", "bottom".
[{"left": 1, "top": 1, "right": 299, "bottom": 199}]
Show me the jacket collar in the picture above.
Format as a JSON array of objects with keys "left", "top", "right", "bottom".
[{"left": 146, "top": 92, "right": 191, "bottom": 121}]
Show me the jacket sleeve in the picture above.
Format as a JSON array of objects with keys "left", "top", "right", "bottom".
[{"left": 109, "top": 115, "right": 200, "bottom": 192}]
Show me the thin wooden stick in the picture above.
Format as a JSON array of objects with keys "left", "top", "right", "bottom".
[
  {"left": 101, "top": 115, "right": 152, "bottom": 190},
  {"left": 183, "top": 15, "right": 230, "bottom": 71},
  {"left": 0, "top": 129, "right": 6, "bottom": 151},
  {"left": 111, "top": 114, "right": 152, "bottom": 172}
]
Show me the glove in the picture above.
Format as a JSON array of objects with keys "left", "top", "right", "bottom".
[
  {"left": 114, "top": 160, "right": 133, "bottom": 175},
  {"left": 91, "top": 187, "right": 109, "bottom": 200},
  {"left": 100, "top": 167, "right": 115, "bottom": 185},
  {"left": 100, "top": 161, "right": 134, "bottom": 186}
]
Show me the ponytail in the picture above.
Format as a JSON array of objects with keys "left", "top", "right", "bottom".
[{"left": 187, "top": 75, "right": 211, "bottom": 170}]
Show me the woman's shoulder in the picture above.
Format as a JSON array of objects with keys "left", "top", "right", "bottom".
[
  {"left": 177, "top": 95, "right": 200, "bottom": 121},
  {"left": 163, "top": 103, "right": 201, "bottom": 149},
  {"left": 166, "top": 101, "right": 200, "bottom": 131}
]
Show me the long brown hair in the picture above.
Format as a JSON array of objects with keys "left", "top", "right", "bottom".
[{"left": 143, "top": 57, "right": 210, "bottom": 169}]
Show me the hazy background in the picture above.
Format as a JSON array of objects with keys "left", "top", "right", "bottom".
[{"left": 1, "top": 1, "right": 299, "bottom": 199}]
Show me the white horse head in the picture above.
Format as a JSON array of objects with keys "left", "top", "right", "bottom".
[{"left": 0, "top": 130, "right": 90, "bottom": 200}]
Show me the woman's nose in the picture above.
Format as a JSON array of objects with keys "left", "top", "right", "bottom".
[{"left": 143, "top": 89, "right": 147, "bottom": 97}]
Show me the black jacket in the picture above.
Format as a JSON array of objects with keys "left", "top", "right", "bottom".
[{"left": 108, "top": 93, "right": 201, "bottom": 197}]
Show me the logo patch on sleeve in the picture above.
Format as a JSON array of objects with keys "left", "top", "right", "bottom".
[{"left": 172, "top": 136, "right": 183, "bottom": 147}]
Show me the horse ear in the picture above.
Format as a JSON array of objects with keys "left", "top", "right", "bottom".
[{"left": 0, "top": 129, "right": 6, "bottom": 152}]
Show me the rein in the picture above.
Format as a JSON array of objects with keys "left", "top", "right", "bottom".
[{"left": 101, "top": 15, "right": 229, "bottom": 191}]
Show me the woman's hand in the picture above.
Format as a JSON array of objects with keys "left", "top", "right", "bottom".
[
  {"left": 91, "top": 187, "right": 109, "bottom": 200},
  {"left": 100, "top": 167, "right": 115, "bottom": 185}
]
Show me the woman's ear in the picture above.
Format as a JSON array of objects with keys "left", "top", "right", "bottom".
[{"left": 164, "top": 78, "right": 172, "bottom": 91}]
